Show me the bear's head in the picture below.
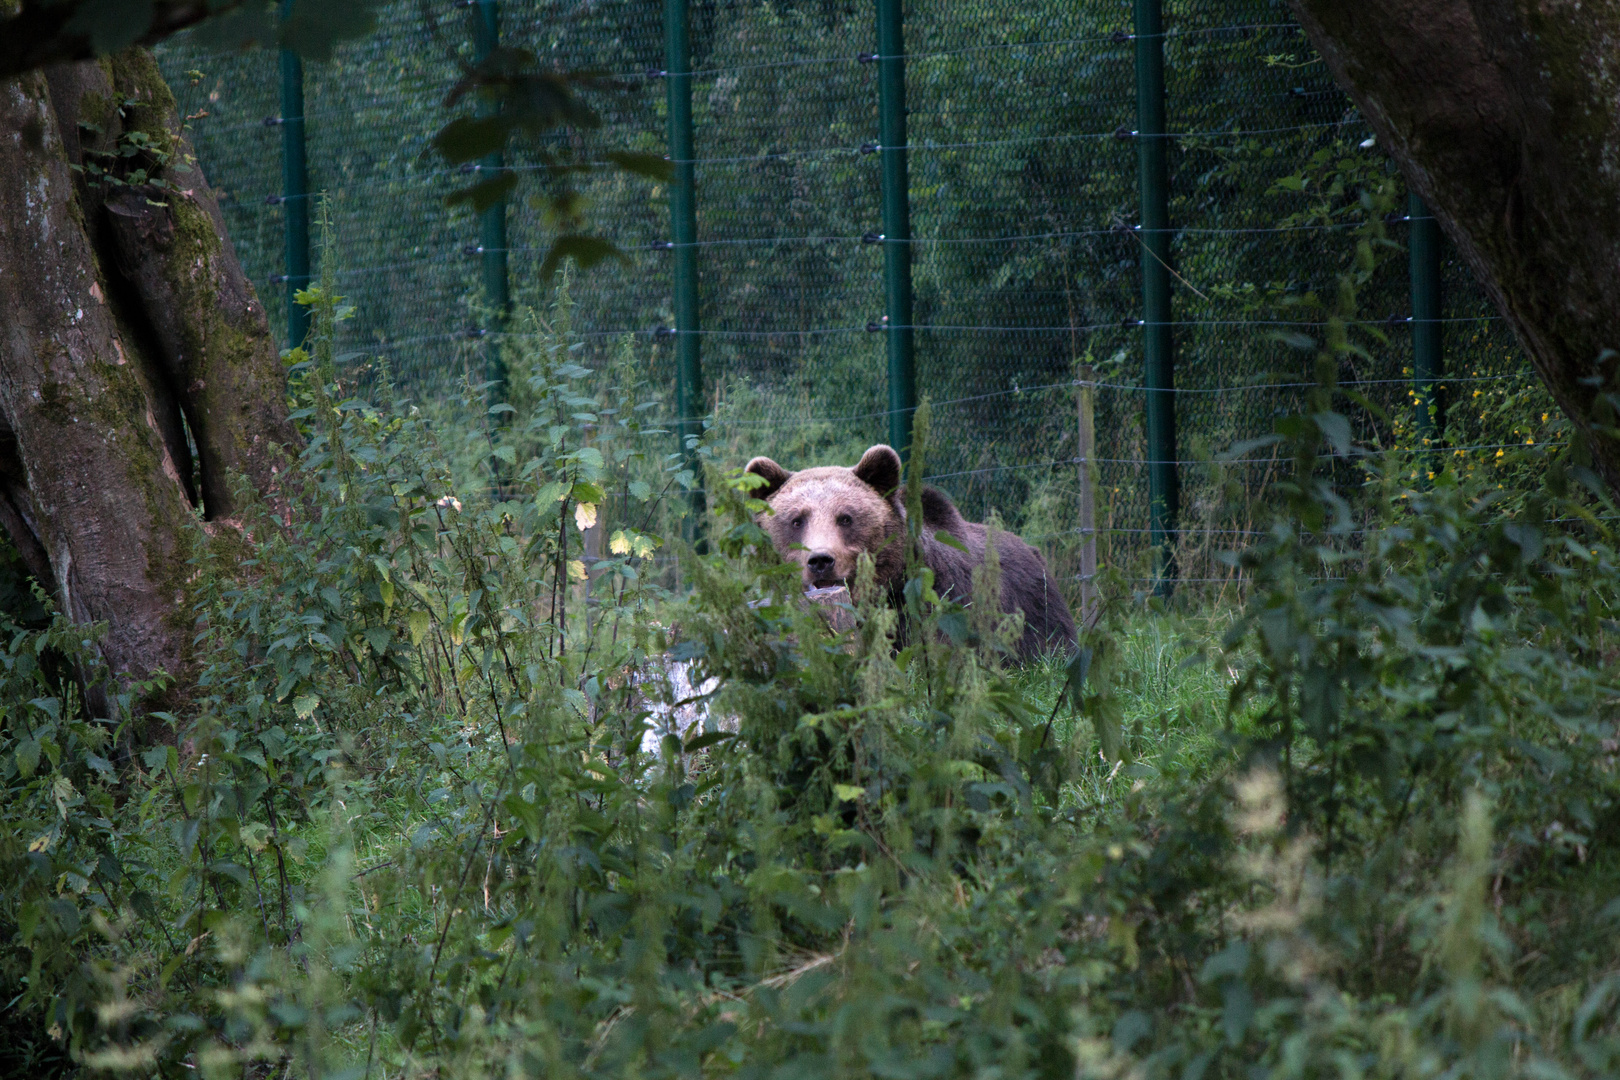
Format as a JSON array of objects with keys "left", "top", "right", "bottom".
[{"left": 744, "top": 444, "right": 907, "bottom": 591}]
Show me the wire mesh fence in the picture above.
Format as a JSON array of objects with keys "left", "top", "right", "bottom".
[{"left": 156, "top": 0, "right": 1539, "bottom": 599}]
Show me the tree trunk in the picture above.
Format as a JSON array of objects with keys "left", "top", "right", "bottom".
[
  {"left": 0, "top": 50, "right": 294, "bottom": 715},
  {"left": 1288, "top": 0, "right": 1620, "bottom": 496}
]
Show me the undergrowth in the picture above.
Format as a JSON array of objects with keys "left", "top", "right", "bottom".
[{"left": 2, "top": 197, "right": 1620, "bottom": 1078}]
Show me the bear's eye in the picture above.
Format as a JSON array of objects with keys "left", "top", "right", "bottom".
[
  {"left": 791, "top": 516, "right": 805, "bottom": 529},
  {"left": 836, "top": 513, "right": 853, "bottom": 527}
]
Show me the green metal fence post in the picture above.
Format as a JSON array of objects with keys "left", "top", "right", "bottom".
[
  {"left": 474, "top": 0, "right": 510, "bottom": 406},
  {"left": 1134, "top": 0, "right": 1177, "bottom": 594},
  {"left": 1409, "top": 194, "right": 1444, "bottom": 442},
  {"left": 664, "top": 0, "right": 705, "bottom": 531},
  {"left": 278, "top": 0, "right": 310, "bottom": 350},
  {"left": 876, "top": 0, "right": 915, "bottom": 457}
]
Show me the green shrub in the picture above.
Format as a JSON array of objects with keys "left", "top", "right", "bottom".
[{"left": 2, "top": 221, "right": 1618, "bottom": 1078}]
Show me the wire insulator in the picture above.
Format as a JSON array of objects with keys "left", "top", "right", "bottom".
[
  {"left": 859, "top": 142, "right": 879, "bottom": 154},
  {"left": 653, "top": 326, "right": 675, "bottom": 339},
  {"left": 264, "top": 195, "right": 283, "bottom": 205},
  {"left": 261, "top": 116, "right": 282, "bottom": 127},
  {"left": 1113, "top": 125, "right": 1135, "bottom": 140},
  {"left": 1110, "top": 30, "right": 1132, "bottom": 43},
  {"left": 652, "top": 240, "right": 675, "bottom": 250},
  {"left": 857, "top": 52, "right": 877, "bottom": 63},
  {"left": 861, "top": 231, "right": 883, "bottom": 244}
]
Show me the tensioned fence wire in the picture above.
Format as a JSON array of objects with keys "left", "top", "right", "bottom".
[{"left": 157, "top": 0, "right": 1538, "bottom": 597}]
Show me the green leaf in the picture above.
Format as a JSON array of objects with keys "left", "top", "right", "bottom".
[
  {"left": 570, "top": 481, "right": 604, "bottom": 504},
  {"left": 1268, "top": 330, "right": 1315, "bottom": 351},
  {"left": 569, "top": 447, "right": 606, "bottom": 472},
  {"left": 538, "top": 235, "right": 624, "bottom": 282},
  {"left": 15, "top": 737, "right": 39, "bottom": 778},
  {"left": 18, "top": 901, "right": 42, "bottom": 942},
  {"left": 1093, "top": 697, "right": 1125, "bottom": 763},
  {"left": 279, "top": 0, "right": 381, "bottom": 61},
  {"left": 833, "top": 784, "right": 866, "bottom": 803},
  {"left": 683, "top": 730, "right": 735, "bottom": 753},
  {"left": 432, "top": 116, "right": 509, "bottom": 165},
  {"left": 292, "top": 694, "right": 320, "bottom": 720},
  {"left": 1313, "top": 411, "right": 1354, "bottom": 456},
  {"left": 1219, "top": 434, "right": 1282, "bottom": 460},
  {"left": 602, "top": 150, "right": 674, "bottom": 182},
  {"left": 406, "top": 610, "right": 431, "bottom": 647},
  {"left": 362, "top": 626, "right": 393, "bottom": 654},
  {"left": 934, "top": 530, "right": 969, "bottom": 553},
  {"left": 446, "top": 171, "right": 518, "bottom": 214},
  {"left": 1062, "top": 647, "right": 1093, "bottom": 713}
]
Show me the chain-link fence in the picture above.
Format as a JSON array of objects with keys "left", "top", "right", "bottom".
[{"left": 157, "top": 0, "right": 1536, "bottom": 596}]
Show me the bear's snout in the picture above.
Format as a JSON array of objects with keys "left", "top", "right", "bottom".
[{"left": 806, "top": 551, "right": 837, "bottom": 583}]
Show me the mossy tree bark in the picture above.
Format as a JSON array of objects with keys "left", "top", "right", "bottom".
[
  {"left": 1289, "top": 0, "right": 1620, "bottom": 496},
  {"left": 0, "top": 50, "right": 294, "bottom": 715}
]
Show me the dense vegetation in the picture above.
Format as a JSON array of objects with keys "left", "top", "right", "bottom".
[
  {"left": 2, "top": 162, "right": 1618, "bottom": 1074},
  {"left": 0, "top": 3, "right": 1615, "bottom": 1075}
]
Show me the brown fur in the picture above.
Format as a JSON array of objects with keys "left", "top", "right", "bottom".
[{"left": 745, "top": 445, "right": 1077, "bottom": 660}]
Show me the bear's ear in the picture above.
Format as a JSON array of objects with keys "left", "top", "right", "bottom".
[
  {"left": 853, "top": 444, "right": 902, "bottom": 496},
  {"left": 919, "top": 485, "right": 969, "bottom": 533},
  {"left": 743, "top": 456, "right": 792, "bottom": 500}
]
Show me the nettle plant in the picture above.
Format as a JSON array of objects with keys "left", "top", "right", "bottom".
[{"left": 4, "top": 207, "right": 1620, "bottom": 1075}]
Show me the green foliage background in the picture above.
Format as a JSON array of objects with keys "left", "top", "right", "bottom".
[{"left": 151, "top": 0, "right": 1556, "bottom": 593}]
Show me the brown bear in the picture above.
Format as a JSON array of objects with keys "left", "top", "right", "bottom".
[{"left": 744, "top": 444, "right": 1077, "bottom": 660}]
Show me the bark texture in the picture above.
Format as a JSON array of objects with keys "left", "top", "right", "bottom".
[
  {"left": 1289, "top": 0, "right": 1620, "bottom": 494},
  {"left": 0, "top": 50, "right": 293, "bottom": 711}
]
